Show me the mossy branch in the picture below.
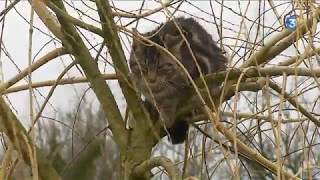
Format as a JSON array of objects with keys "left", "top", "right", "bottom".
[
  {"left": 95, "top": 0, "right": 149, "bottom": 127},
  {"left": 95, "top": 1, "right": 157, "bottom": 179}
]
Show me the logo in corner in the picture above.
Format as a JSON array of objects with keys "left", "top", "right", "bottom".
[{"left": 284, "top": 15, "right": 297, "bottom": 31}]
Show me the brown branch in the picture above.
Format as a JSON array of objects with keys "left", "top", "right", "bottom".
[
  {"left": 241, "top": 6, "right": 320, "bottom": 67},
  {"left": 208, "top": 111, "right": 300, "bottom": 180},
  {"left": 28, "top": 61, "right": 76, "bottom": 133},
  {"left": 278, "top": 47, "right": 320, "bottom": 66},
  {"left": 266, "top": 14, "right": 319, "bottom": 65},
  {"left": 132, "top": 156, "right": 180, "bottom": 180},
  {"left": 269, "top": 81, "right": 320, "bottom": 127},
  {"left": 191, "top": 112, "right": 309, "bottom": 124},
  {"left": 4, "top": 73, "right": 117, "bottom": 94},
  {"left": 0, "top": 0, "right": 20, "bottom": 17},
  {"left": 0, "top": 145, "right": 15, "bottom": 180},
  {"left": 202, "top": 67, "right": 320, "bottom": 89},
  {"left": 0, "top": 47, "right": 67, "bottom": 93},
  {"left": 3, "top": 66, "right": 320, "bottom": 95}
]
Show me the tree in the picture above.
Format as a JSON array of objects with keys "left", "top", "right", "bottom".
[{"left": 0, "top": 0, "right": 319, "bottom": 179}]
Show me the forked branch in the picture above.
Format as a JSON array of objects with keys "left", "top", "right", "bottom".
[{"left": 132, "top": 156, "right": 180, "bottom": 180}]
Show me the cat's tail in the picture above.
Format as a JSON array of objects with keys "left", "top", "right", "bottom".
[{"left": 168, "top": 120, "right": 189, "bottom": 144}]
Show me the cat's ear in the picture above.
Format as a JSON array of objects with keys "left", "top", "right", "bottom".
[{"left": 164, "top": 34, "right": 184, "bottom": 49}]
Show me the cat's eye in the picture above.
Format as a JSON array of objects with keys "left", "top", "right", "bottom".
[
  {"left": 159, "top": 64, "right": 173, "bottom": 71},
  {"left": 131, "top": 64, "right": 147, "bottom": 74}
]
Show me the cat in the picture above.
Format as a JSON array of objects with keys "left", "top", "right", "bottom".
[{"left": 129, "top": 17, "right": 227, "bottom": 144}]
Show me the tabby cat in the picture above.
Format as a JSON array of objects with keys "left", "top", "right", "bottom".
[{"left": 129, "top": 17, "right": 227, "bottom": 144}]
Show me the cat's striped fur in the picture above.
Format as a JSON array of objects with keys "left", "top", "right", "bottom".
[{"left": 129, "top": 17, "right": 227, "bottom": 144}]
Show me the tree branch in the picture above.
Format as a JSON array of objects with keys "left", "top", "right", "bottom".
[
  {"left": 4, "top": 73, "right": 117, "bottom": 94},
  {"left": 132, "top": 156, "right": 180, "bottom": 180},
  {"left": 191, "top": 111, "right": 309, "bottom": 124},
  {"left": 45, "top": 2, "right": 103, "bottom": 36},
  {"left": 3, "top": 66, "right": 320, "bottom": 95},
  {"left": 0, "top": 47, "right": 67, "bottom": 93},
  {"left": 31, "top": 0, "right": 63, "bottom": 39},
  {"left": 95, "top": 0, "right": 149, "bottom": 128},
  {"left": 241, "top": 6, "right": 320, "bottom": 67},
  {"left": 278, "top": 47, "right": 320, "bottom": 66},
  {"left": 210, "top": 112, "right": 300, "bottom": 180},
  {"left": 42, "top": 0, "right": 128, "bottom": 149},
  {"left": 95, "top": 1, "right": 157, "bottom": 179},
  {"left": 202, "top": 67, "right": 320, "bottom": 89},
  {"left": 269, "top": 81, "right": 320, "bottom": 126}
]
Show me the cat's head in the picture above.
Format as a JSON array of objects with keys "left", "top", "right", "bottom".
[{"left": 129, "top": 31, "right": 187, "bottom": 98}]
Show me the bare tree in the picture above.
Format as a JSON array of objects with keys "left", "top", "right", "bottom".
[{"left": 0, "top": 0, "right": 320, "bottom": 179}]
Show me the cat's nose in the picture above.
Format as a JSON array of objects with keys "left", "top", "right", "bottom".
[{"left": 147, "top": 72, "right": 157, "bottom": 83}]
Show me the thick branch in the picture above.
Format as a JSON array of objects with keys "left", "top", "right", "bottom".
[
  {"left": 96, "top": 1, "right": 156, "bottom": 179},
  {"left": 4, "top": 67, "right": 320, "bottom": 95},
  {"left": 241, "top": 7, "right": 320, "bottom": 67},
  {"left": 44, "top": 0, "right": 128, "bottom": 148},
  {"left": 95, "top": 0, "right": 149, "bottom": 127},
  {"left": 132, "top": 156, "right": 180, "bottom": 180},
  {"left": 201, "top": 67, "right": 320, "bottom": 90},
  {"left": 31, "top": 0, "right": 63, "bottom": 39},
  {"left": 45, "top": 2, "right": 103, "bottom": 36}
]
